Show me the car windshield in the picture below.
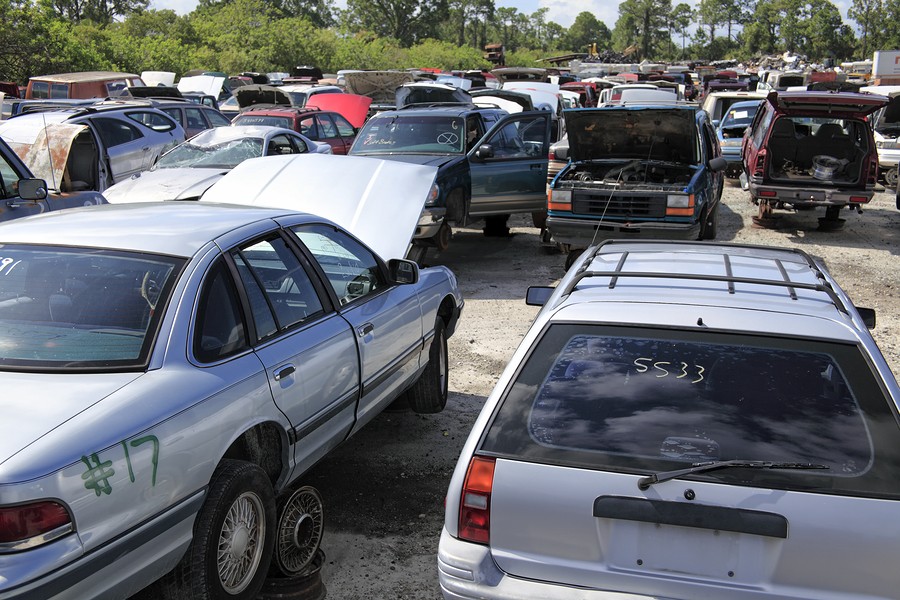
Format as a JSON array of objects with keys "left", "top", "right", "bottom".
[
  {"left": 0, "top": 245, "right": 183, "bottom": 370},
  {"left": 480, "top": 324, "right": 900, "bottom": 499},
  {"left": 154, "top": 137, "right": 263, "bottom": 169},
  {"left": 232, "top": 115, "right": 293, "bottom": 130},
  {"left": 353, "top": 115, "right": 466, "bottom": 154}
]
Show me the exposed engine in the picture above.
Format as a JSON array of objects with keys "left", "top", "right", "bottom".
[{"left": 561, "top": 160, "right": 694, "bottom": 187}]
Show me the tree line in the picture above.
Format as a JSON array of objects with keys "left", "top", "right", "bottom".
[{"left": 0, "top": 0, "right": 895, "bottom": 84}]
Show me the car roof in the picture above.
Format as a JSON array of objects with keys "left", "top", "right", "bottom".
[
  {"left": 542, "top": 240, "right": 868, "bottom": 340},
  {"left": 0, "top": 203, "right": 309, "bottom": 258},
  {"left": 29, "top": 71, "right": 140, "bottom": 83}
]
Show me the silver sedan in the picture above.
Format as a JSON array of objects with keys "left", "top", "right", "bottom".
[{"left": 0, "top": 202, "right": 462, "bottom": 599}]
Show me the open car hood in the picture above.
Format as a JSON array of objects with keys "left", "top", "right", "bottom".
[
  {"left": 305, "top": 93, "right": 372, "bottom": 128},
  {"left": 470, "top": 89, "right": 534, "bottom": 111},
  {"left": 235, "top": 85, "right": 293, "bottom": 108},
  {"left": 141, "top": 71, "right": 176, "bottom": 87},
  {"left": 177, "top": 75, "right": 225, "bottom": 97},
  {"left": 342, "top": 71, "right": 415, "bottom": 104},
  {"left": 768, "top": 91, "right": 889, "bottom": 117},
  {"left": 200, "top": 154, "right": 437, "bottom": 261},
  {"left": 395, "top": 83, "right": 472, "bottom": 107},
  {"left": 564, "top": 107, "right": 698, "bottom": 163}
]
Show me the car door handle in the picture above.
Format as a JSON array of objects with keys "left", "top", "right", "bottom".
[
  {"left": 530, "top": 164, "right": 542, "bottom": 170},
  {"left": 141, "top": 146, "right": 150, "bottom": 152},
  {"left": 274, "top": 365, "right": 296, "bottom": 381},
  {"left": 357, "top": 323, "right": 374, "bottom": 337}
]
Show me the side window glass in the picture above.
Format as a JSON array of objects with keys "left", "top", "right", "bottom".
[
  {"left": 126, "top": 111, "right": 177, "bottom": 132},
  {"left": 753, "top": 109, "right": 774, "bottom": 146},
  {"left": 161, "top": 108, "right": 183, "bottom": 126},
  {"left": 0, "top": 152, "right": 21, "bottom": 200},
  {"left": 50, "top": 83, "right": 69, "bottom": 99},
  {"left": 194, "top": 258, "right": 248, "bottom": 363},
  {"left": 233, "top": 236, "right": 325, "bottom": 333},
  {"left": 299, "top": 116, "right": 318, "bottom": 139},
  {"left": 31, "top": 82, "right": 49, "bottom": 99},
  {"left": 267, "top": 134, "right": 294, "bottom": 155},
  {"left": 94, "top": 117, "right": 143, "bottom": 147},
  {"left": 317, "top": 115, "right": 338, "bottom": 139},
  {"left": 334, "top": 115, "right": 355, "bottom": 137},
  {"left": 289, "top": 135, "right": 308, "bottom": 154},
  {"left": 485, "top": 114, "right": 546, "bottom": 159},
  {"left": 206, "top": 110, "right": 232, "bottom": 127},
  {"left": 185, "top": 107, "right": 207, "bottom": 130},
  {"left": 291, "top": 225, "right": 385, "bottom": 306},
  {"left": 465, "top": 116, "right": 484, "bottom": 151}
]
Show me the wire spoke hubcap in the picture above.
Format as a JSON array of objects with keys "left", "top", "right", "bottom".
[{"left": 217, "top": 491, "right": 266, "bottom": 594}]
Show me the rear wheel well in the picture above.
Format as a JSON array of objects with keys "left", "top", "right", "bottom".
[{"left": 222, "top": 422, "right": 285, "bottom": 487}]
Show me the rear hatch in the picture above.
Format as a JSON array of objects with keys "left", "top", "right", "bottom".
[
  {"left": 769, "top": 90, "right": 888, "bottom": 117},
  {"left": 477, "top": 318, "right": 900, "bottom": 598}
]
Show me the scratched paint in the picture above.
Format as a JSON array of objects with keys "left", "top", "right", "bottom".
[{"left": 21, "top": 123, "right": 88, "bottom": 192}]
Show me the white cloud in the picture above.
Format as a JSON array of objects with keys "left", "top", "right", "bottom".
[{"left": 149, "top": 0, "right": 198, "bottom": 14}]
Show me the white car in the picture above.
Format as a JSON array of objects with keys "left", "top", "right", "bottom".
[
  {"left": 103, "top": 125, "right": 329, "bottom": 203},
  {"left": 440, "top": 239, "right": 900, "bottom": 600}
]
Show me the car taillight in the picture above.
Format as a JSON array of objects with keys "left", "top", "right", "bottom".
[
  {"left": 867, "top": 156, "right": 878, "bottom": 186},
  {"left": 458, "top": 456, "right": 495, "bottom": 544},
  {"left": 548, "top": 149, "right": 557, "bottom": 160},
  {"left": 753, "top": 149, "right": 766, "bottom": 178},
  {"left": 0, "top": 501, "right": 73, "bottom": 550}
]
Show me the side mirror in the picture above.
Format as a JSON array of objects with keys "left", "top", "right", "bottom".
[
  {"left": 388, "top": 258, "right": 419, "bottom": 284},
  {"left": 708, "top": 156, "right": 727, "bottom": 172},
  {"left": 474, "top": 143, "right": 494, "bottom": 159},
  {"left": 525, "top": 286, "right": 554, "bottom": 306},
  {"left": 856, "top": 306, "right": 876, "bottom": 329},
  {"left": 712, "top": 119, "right": 720, "bottom": 128},
  {"left": 17, "top": 178, "right": 48, "bottom": 201}
]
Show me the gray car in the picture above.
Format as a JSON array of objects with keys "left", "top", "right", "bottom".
[
  {"left": 0, "top": 102, "right": 186, "bottom": 193},
  {"left": 439, "top": 239, "right": 900, "bottom": 599},
  {"left": 0, "top": 202, "right": 463, "bottom": 599}
]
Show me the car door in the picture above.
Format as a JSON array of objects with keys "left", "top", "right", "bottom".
[
  {"left": 468, "top": 111, "right": 551, "bottom": 216},
  {"left": 330, "top": 113, "right": 357, "bottom": 155},
  {"left": 89, "top": 117, "right": 150, "bottom": 182},
  {"left": 226, "top": 232, "right": 359, "bottom": 476},
  {"left": 290, "top": 223, "right": 423, "bottom": 434}
]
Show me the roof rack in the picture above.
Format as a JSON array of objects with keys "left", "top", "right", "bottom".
[
  {"left": 397, "top": 102, "right": 476, "bottom": 110},
  {"left": 566, "top": 239, "right": 850, "bottom": 316}
]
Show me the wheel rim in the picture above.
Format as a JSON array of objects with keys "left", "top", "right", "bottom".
[
  {"left": 217, "top": 491, "right": 266, "bottom": 594},
  {"left": 886, "top": 168, "right": 899, "bottom": 188},
  {"left": 274, "top": 487, "right": 324, "bottom": 576}
]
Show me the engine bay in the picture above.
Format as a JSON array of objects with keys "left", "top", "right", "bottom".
[{"left": 559, "top": 160, "right": 695, "bottom": 187}]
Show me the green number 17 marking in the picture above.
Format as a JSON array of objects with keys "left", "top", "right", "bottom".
[{"left": 120, "top": 435, "right": 160, "bottom": 486}]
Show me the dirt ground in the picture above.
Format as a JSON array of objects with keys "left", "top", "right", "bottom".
[{"left": 306, "top": 182, "right": 900, "bottom": 599}]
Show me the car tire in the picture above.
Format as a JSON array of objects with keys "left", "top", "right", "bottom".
[
  {"left": 885, "top": 167, "right": 899, "bottom": 189},
  {"left": 564, "top": 248, "right": 584, "bottom": 271},
  {"left": 407, "top": 319, "right": 448, "bottom": 414},
  {"left": 700, "top": 203, "right": 718, "bottom": 240},
  {"left": 531, "top": 210, "right": 547, "bottom": 229},
  {"left": 165, "top": 460, "right": 276, "bottom": 600}
]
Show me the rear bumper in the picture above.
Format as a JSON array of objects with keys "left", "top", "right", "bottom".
[
  {"left": 547, "top": 214, "right": 700, "bottom": 247},
  {"left": 748, "top": 181, "right": 872, "bottom": 206},
  {"left": 438, "top": 529, "right": 658, "bottom": 600}
]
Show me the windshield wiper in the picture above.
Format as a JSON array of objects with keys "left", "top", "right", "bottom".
[{"left": 637, "top": 460, "right": 829, "bottom": 490}]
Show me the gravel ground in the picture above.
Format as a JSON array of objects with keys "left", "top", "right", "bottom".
[{"left": 306, "top": 181, "right": 900, "bottom": 599}]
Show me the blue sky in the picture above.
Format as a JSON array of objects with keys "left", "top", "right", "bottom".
[{"left": 149, "top": 0, "right": 620, "bottom": 29}]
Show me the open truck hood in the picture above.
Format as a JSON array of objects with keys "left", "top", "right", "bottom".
[
  {"left": 200, "top": 153, "right": 437, "bottom": 261},
  {"left": 395, "top": 83, "right": 472, "bottom": 107},
  {"left": 564, "top": 107, "right": 698, "bottom": 164},
  {"left": 177, "top": 75, "right": 225, "bottom": 97},
  {"left": 470, "top": 89, "right": 534, "bottom": 112},
  {"left": 342, "top": 71, "right": 415, "bottom": 104}
]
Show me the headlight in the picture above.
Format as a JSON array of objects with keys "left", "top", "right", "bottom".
[
  {"left": 424, "top": 183, "right": 440, "bottom": 207},
  {"left": 551, "top": 189, "right": 572, "bottom": 204},
  {"left": 666, "top": 194, "right": 692, "bottom": 208}
]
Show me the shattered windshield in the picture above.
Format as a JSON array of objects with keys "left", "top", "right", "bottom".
[
  {"left": 353, "top": 115, "right": 466, "bottom": 154},
  {"left": 154, "top": 137, "right": 263, "bottom": 169}
]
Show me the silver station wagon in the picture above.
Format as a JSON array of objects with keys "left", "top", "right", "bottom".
[
  {"left": 439, "top": 240, "right": 900, "bottom": 600},
  {"left": 0, "top": 202, "right": 463, "bottom": 599}
]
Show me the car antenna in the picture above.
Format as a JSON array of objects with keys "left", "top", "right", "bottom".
[{"left": 40, "top": 110, "right": 60, "bottom": 193}]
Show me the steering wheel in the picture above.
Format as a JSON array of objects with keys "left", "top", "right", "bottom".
[{"left": 436, "top": 132, "right": 459, "bottom": 146}]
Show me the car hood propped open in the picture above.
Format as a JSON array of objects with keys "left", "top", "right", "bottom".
[{"left": 201, "top": 153, "right": 437, "bottom": 261}]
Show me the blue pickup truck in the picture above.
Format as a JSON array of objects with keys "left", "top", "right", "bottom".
[{"left": 546, "top": 104, "right": 726, "bottom": 266}]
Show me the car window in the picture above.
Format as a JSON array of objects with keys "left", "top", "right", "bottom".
[
  {"left": 333, "top": 114, "right": 355, "bottom": 137},
  {"left": 194, "top": 257, "right": 249, "bottom": 363},
  {"left": 299, "top": 115, "right": 318, "bottom": 139},
  {"left": 93, "top": 117, "right": 144, "bottom": 147},
  {"left": 0, "top": 151, "right": 22, "bottom": 200},
  {"left": 231, "top": 236, "right": 324, "bottom": 337},
  {"left": 126, "top": 111, "right": 177, "bottom": 132},
  {"left": 353, "top": 115, "right": 465, "bottom": 154},
  {"left": 185, "top": 107, "right": 207, "bottom": 130},
  {"left": 288, "top": 135, "right": 308, "bottom": 153},
  {"left": 0, "top": 245, "right": 182, "bottom": 369},
  {"left": 266, "top": 134, "right": 298, "bottom": 156},
  {"left": 484, "top": 115, "right": 545, "bottom": 159},
  {"left": 291, "top": 224, "right": 385, "bottom": 306},
  {"left": 206, "top": 109, "right": 232, "bottom": 127},
  {"left": 160, "top": 107, "right": 183, "bottom": 127},
  {"left": 232, "top": 114, "right": 293, "bottom": 129},
  {"left": 316, "top": 115, "right": 338, "bottom": 139},
  {"left": 752, "top": 107, "right": 774, "bottom": 147},
  {"left": 481, "top": 323, "right": 900, "bottom": 498},
  {"left": 104, "top": 80, "right": 129, "bottom": 96}
]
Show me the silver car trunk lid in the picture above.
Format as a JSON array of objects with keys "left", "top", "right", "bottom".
[{"left": 489, "top": 459, "right": 900, "bottom": 598}]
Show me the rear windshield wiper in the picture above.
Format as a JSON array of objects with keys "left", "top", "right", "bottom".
[{"left": 637, "top": 460, "right": 829, "bottom": 490}]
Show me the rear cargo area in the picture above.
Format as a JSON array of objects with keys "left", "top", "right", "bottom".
[{"left": 766, "top": 117, "right": 868, "bottom": 185}]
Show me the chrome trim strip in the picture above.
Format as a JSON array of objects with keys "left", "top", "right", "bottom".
[{"left": 0, "top": 523, "right": 74, "bottom": 554}]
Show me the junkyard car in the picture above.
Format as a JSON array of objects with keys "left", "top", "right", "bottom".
[
  {"left": 0, "top": 136, "right": 105, "bottom": 221},
  {"left": 0, "top": 201, "right": 463, "bottom": 600},
  {"left": 103, "top": 125, "right": 328, "bottom": 203},
  {"left": 740, "top": 91, "right": 888, "bottom": 227},
  {"left": 700, "top": 90, "right": 766, "bottom": 127},
  {"left": 716, "top": 99, "right": 763, "bottom": 176},
  {"left": 546, "top": 105, "right": 726, "bottom": 263},
  {"left": 349, "top": 104, "right": 551, "bottom": 250},
  {"left": 861, "top": 85, "right": 900, "bottom": 188},
  {"left": 0, "top": 103, "right": 185, "bottom": 192},
  {"left": 439, "top": 239, "right": 900, "bottom": 600},
  {"left": 232, "top": 107, "right": 359, "bottom": 155}
]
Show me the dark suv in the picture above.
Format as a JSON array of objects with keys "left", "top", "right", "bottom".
[
  {"left": 741, "top": 91, "right": 887, "bottom": 228},
  {"left": 546, "top": 104, "right": 726, "bottom": 266},
  {"left": 349, "top": 103, "right": 551, "bottom": 256}
]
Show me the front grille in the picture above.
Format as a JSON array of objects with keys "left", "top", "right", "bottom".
[{"left": 572, "top": 193, "right": 667, "bottom": 218}]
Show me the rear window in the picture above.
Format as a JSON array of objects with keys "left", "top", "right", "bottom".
[
  {"left": 233, "top": 115, "right": 293, "bottom": 130},
  {"left": 0, "top": 245, "right": 183, "bottom": 370},
  {"left": 480, "top": 324, "right": 900, "bottom": 498}
]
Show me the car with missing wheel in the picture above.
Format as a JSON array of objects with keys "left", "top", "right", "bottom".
[
  {"left": 0, "top": 200, "right": 463, "bottom": 600},
  {"left": 740, "top": 90, "right": 888, "bottom": 228},
  {"left": 439, "top": 239, "right": 900, "bottom": 600}
]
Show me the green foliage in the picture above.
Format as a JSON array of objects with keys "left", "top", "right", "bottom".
[{"left": 562, "top": 12, "right": 611, "bottom": 53}]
